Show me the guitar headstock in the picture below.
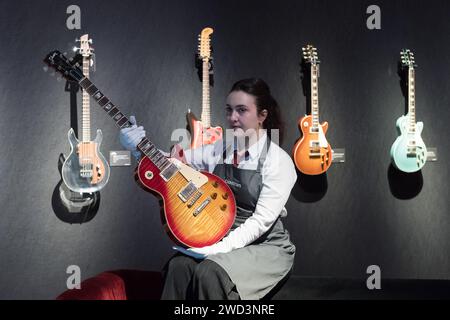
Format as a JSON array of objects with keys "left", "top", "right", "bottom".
[
  {"left": 400, "top": 49, "right": 416, "bottom": 68},
  {"left": 302, "top": 44, "right": 319, "bottom": 65},
  {"left": 74, "top": 34, "right": 94, "bottom": 58},
  {"left": 43, "top": 50, "right": 84, "bottom": 82},
  {"left": 198, "top": 27, "right": 213, "bottom": 60}
]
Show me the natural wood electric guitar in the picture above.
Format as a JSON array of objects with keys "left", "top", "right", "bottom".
[
  {"left": 62, "top": 34, "right": 110, "bottom": 193},
  {"left": 293, "top": 45, "right": 333, "bottom": 175},
  {"left": 45, "top": 50, "right": 236, "bottom": 248},
  {"left": 187, "top": 27, "right": 223, "bottom": 149}
]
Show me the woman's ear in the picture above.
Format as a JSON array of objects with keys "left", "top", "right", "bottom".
[{"left": 258, "top": 109, "right": 268, "bottom": 124}]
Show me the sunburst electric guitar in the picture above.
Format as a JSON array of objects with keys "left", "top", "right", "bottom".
[
  {"left": 187, "top": 27, "right": 223, "bottom": 149},
  {"left": 293, "top": 45, "right": 332, "bottom": 175},
  {"left": 45, "top": 50, "right": 236, "bottom": 248},
  {"left": 390, "top": 49, "right": 427, "bottom": 173},
  {"left": 62, "top": 34, "right": 110, "bottom": 193}
]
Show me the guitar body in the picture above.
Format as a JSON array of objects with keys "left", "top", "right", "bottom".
[
  {"left": 292, "top": 115, "right": 333, "bottom": 175},
  {"left": 136, "top": 156, "right": 236, "bottom": 248},
  {"left": 390, "top": 115, "right": 427, "bottom": 173},
  {"left": 187, "top": 111, "right": 223, "bottom": 149},
  {"left": 62, "top": 128, "right": 110, "bottom": 193}
]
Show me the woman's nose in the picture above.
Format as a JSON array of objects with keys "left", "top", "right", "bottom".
[{"left": 229, "top": 110, "right": 239, "bottom": 122}]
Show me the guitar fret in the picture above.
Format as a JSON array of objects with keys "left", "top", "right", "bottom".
[
  {"left": 93, "top": 91, "right": 103, "bottom": 101},
  {"left": 79, "top": 77, "right": 92, "bottom": 88},
  {"left": 113, "top": 112, "right": 124, "bottom": 122},
  {"left": 86, "top": 84, "right": 99, "bottom": 95},
  {"left": 155, "top": 157, "right": 166, "bottom": 168},
  {"left": 148, "top": 148, "right": 158, "bottom": 157},
  {"left": 117, "top": 116, "right": 129, "bottom": 127},
  {"left": 159, "top": 159, "right": 171, "bottom": 172},
  {"left": 152, "top": 152, "right": 162, "bottom": 162},
  {"left": 138, "top": 138, "right": 149, "bottom": 149},
  {"left": 108, "top": 107, "right": 120, "bottom": 117},
  {"left": 98, "top": 96, "right": 109, "bottom": 107},
  {"left": 140, "top": 141, "right": 152, "bottom": 153},
  {"left": 104, "top": 102, "right": 114, "bottom": 112}
]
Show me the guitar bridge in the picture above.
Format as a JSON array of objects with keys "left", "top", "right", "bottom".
[
  {"left": 193, "top": 197, "right": 211, "bottom": 217},
  {"left": 187, "top": 190, "right": 203, "bottom": 208}
]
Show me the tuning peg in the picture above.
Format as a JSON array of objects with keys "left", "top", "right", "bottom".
[
  {"left": 88, "top": 39, "right": 93, "bottom": 44},
  {"left": 75, "top": 38, "right": 80, "bottom": 42},
  {"left": 73, "top": 46, "right": 79, "bottom": 52}
]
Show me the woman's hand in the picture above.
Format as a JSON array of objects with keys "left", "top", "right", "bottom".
[{"left": 119, "top": 115, "right": 146, "bottom": 160}]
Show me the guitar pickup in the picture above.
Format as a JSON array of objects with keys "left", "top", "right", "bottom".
[
  {"left": 178, "top": 181, "right": 197, "bottom": 202},
  {"left": 309, "top": 152, "right": 322, "bottom": 158},
  {"left": 160, "top": 163, "right": 178, "bottom": 182},
  {"left": 80, "top": 163, "right": 93, "bottom": 178},
  {"left": 407, "top": 147, "right": 417, "bottom": 157}
]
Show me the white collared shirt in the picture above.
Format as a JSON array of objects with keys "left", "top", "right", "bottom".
[{"left": 182, "top": 133, "right": 297, "bottom": 255}]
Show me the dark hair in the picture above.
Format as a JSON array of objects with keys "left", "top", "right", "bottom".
[{"left": 230, "top": 78, "right": 285, "bottom": 145}]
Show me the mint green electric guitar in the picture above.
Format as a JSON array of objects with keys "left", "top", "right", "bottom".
[{"left": 390, "top": 49, "right": 427, "bottom": 173}]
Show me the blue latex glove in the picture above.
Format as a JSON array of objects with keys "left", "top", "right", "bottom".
[
  {"left": 172, "top": 246, "right": 207, "bottom": 260},
  {"left": 119, "top": 115, "right": 146, "bottom": 160}
]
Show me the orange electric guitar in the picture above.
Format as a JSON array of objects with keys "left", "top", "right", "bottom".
[
  {"left": 45, "top": 50, "right": 236, "bottom": 248},
  {"left": 292, "top": 45, "right": 332, "bottom": 175},
  {"left": 187, "top": 27, "right": 223, "bottom": 149}
]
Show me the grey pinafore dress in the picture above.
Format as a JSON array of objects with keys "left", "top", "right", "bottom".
[{"left": 207, "top": 142, "right": 296, "bottom": 300}]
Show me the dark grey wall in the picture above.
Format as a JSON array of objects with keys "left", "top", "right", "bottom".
[{"left": 0, "top": 0, "right": 449, "bottom": 299}]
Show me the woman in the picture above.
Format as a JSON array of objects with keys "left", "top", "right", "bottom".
[{"left": 120, "top": 78, "right": 297, "bottom": 300}]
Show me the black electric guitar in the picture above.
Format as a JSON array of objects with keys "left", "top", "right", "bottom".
[{"left": 44, "top": 50, "right": 236, "bottom": 248}]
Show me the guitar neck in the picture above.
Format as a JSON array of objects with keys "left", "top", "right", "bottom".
[
  {"left": 201, "top": 59, "right": 211, "bottom": 128},
  {"left": 310, "top": 64, "right": 320, "bottom": 127},
  {"left": 82, "top": 57, "right": 91, "bottom": 141},
  {"left": 408, "top": 66, "right": 416, "bottom": 133},
  {"left": 78, "top": 77, "right": 170, "bottom": 170}
]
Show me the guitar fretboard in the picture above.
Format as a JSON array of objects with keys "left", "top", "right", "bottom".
[
  {"left": 408, "top": 67, "right": 416, "bottom": 133},
  {"left": 310, "top": 64, "right": 320, "bottom": 128},
  {"left": 82, "top": 57, "right": 91, "bottom": 141},
  {"left": 201, "top": 59, "right": 211, "bottom": 128},
  {"left": 78, "top": 77, "right": 170, "bottom": 170}
]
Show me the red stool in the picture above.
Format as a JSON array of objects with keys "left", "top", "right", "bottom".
[{"left": 56, "top": 270, "right": 163, "bottom": 300}]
